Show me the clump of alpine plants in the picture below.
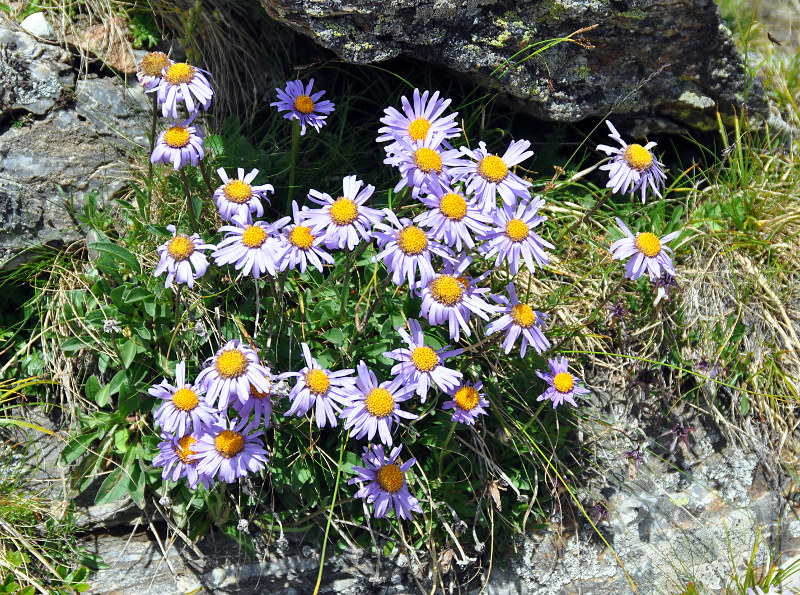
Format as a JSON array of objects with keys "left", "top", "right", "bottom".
[{"left": 138, "top": 58, "right": 685, "bottom": 544}]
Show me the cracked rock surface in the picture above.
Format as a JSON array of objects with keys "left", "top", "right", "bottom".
[
  {"left": 262, "top": 0, "right": 767, "bottom": 132},
  {"left": 0, "top": 22, "right": 147, "bottom": 269}
]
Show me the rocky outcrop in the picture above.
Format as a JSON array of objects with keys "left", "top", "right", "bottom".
[
  {"left": 77, "top": 387, "right": 800, "bottom": 595},
  {"left": 262, "top": 0, "right": 767, "bottom": 132},
  {"left": 0, "top": 22, "right": 147, "bottom": 269}
]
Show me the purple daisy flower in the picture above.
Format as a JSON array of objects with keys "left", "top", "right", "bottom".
[
  {"left": 597, "top": 120, "right": 667, "bottom": 203},
  {"left": 153, "top": 62, "right": 214, "bottom": 119},
  {"left": 413, "top": 176, "right": 491, "bottom": 252},
  {"left": 384, "top": 132, "right": 464, "bottom": 197},
  {"left": 480, "top": 197, "right": 553, "bottom": 275},
  {"left": 340, "top": 361, "right": 418, "bottom": 447},
  {"left": 277, "top": 343, "right": 356, "bottom": 428},
  {"left": 536, "top": 356, "right": 590, "bottom": 409},
  {"left": 372, "top": 209, "right": 454, "bottom": 289},
  {"left": 277, "top": 202, "right": 335, "bottom": 274},
  {"left": 442, "top": 380, "right": 489, "bottom": 425},
  {"left": 213, "top": 167, "right": 274, "bottom": 224},
  {"left": 486, "top": 282, "right": 550, "bottom": 357},
  {"left": 212, "top": 218, "right": 289, "bottom": 279},
  {"left": 136, "top": 51, "right": 172, "bottom": 91},
  {"left": 153, "top": 432, "right": 213, "bottom": 489},
  {"left": 452, "top": 139, "right": 534, "bottom": 213},
  {"left": 231, "top": 377, "right": 275, "bottom": 427},
  {"left": 154, "top": 225, "right": 214, "bottom": 289},
  {"left": 376, "top": 88, "right": 460, "bottom": 151},
  {"left": 348, "top": 444, "right": 423, "bottom": 520},
  {"left": 419, "top": 255, "right": 500, "bottom": 342},
  {"left": 151, "top": 117, "right": 205, "bottom": 170},
  {"left": 150, "top": 361, "right": 218, "bottom": 436},
  {"left": 195, "top": 339, "right": 273, "bottom": 410},
  {"left": 384, "top": 319, "right": 462, "bottom": 402},
  {"left": 608, "top": 218, "right": 680, "bottom": 282},
  {"left": 303, "top": 175, "right": 383, "bottom": 251},
  {"left": 270, "top": 78, "right": 335, "bottom": 136},
  {"left": 193, "top": 418, "right": 269, "bottom": 484}
]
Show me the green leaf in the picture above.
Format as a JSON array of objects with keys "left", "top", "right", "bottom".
[
  {"left": 85, "top": 375, "right": 101, "bottom": 401},
  {"left": 121, "top": 339, "right": 137, "bottom": 368},
  {"left": 63, "top": 430, "right": 98, "bottom": 464},
  {"left": 88, "top": 242, "right": 141, "bottom": 274},
  {"left": 114, "top": 427, "right": 130, "bottom": 453},
  {"left": 191, "top": 195, "right": 203, "bottom": 221},
  {"left": 323, "top": 327, "right": 346, "bottom": 347},
  {"left": 62, "top": 337, "right": 90, "bottom": 353},
  {"left": 94, "top": 467, "right": 131, "bottom": 505},
  {"left": 94, "top": 384, "right": 111, "bottom": 407},
  {"left": 0, "top": 4, "right": 11, "bottom": 14},
  {"left": 128, "top": 463, "right": 146, "bottom": 508},
  {"left": 126, "top": 286, "right": 153, "bottom": 303}
]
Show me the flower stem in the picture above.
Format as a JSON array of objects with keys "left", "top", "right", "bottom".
[
  {"left": 198, "top": 159, "right": 215, "bottom": 196},
  {"left": 149, "top": 94, "right": 158, "bottom": 181},
  {"left": 312, "top": 432, "right": 348, "bottom": 595},
  {"left": 438, "top": 420, "right": 458, "bottom": 477},
  {"left": 338, "top": 246, "right": 354, "bottom": 319},
  {"left": 179, "top": 169, "right": 199, "bottom": 234},
  {"left": 254, "top": 279, "right": 260, "bottom": 339},
  {"left": 173, "top": 284, "right": 183, "bottom": 331},
  {"left": 287, "top": 119, "right": 300, "bottom": 213}
]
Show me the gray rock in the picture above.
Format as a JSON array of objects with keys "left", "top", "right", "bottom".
[
  {"left": 262, "top": 0, "right": 768, "bottom": 132},
  {"left": 20, "top": 12, "right": 55, "bottom": 39},
  {"left": 80, "top": 388, "right": 800, "bottom": 594},
  {"left": 0, "top": 23, "right": 73, "bottom": 115},
  {"left": 0, "top": 22, "right": 149, "bottom": 269}
]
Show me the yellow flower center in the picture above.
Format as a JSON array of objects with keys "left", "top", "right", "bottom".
[
  {"left": 214, "top": 430, "right": 245, "bottom": 458},
  {"left": 510, "top": 304, "right": 537, "bottom": 328},
  {"left": 223, "top": 180, "right": 252, "bottom": 204},
  {"left": 164, "top": 62, "right": 195, "bottom": 85},
  {"left": 305, "top": 369, "right": 330, "bottom": 396},
  {"left": 241, "top": 225, "right": 268, "bottom": 248},
  {"left": 375, "top": 463, "right": 405, "bottom": 493},
  {"left": 139, "top": 52, "right": 171, "bottom": 77},
  {"left": 454, "top": 385, "right": 480, "bottom": 411},
  {"left": 439, "top": 192, "right": 467, "bottom": 221},
  {"left": 365, "top": 387, "right": 394, "bottom": 418},
  {"left": 413, "top": 147, "right": 443, "bottom": 174},
  {"left": 167, "top": 234, "right": 195, "bottom": 261},
  {"left": 429, "top": 275, "right": 464, "bottom": 306},
  {"left": 553, "top": 372, "right": 574, "bottom": 394},
  {"left": 408, "top": 118, "right": 432, "bottom": 142},
  {"left": 634, "top": 232, "right": 661, "bottom": 258},
  {"left": 176, "top": 435, "right": 197, "bottom": 464},
  {"left": 477, "top": 154, "right": 508, "bottom": 183},
  {"left": 172, "top": 387, "right": 199, "bottom": 411},
  {"left": 164, "top": 126, "right": 191, "bottom": 149},
  {"left": 396, "top": 226, "right": 428, "bottom": 256},
  {"left": 623, "top": 144, "right": 654, "bottom": 172},
  {"left": 294, "top": 94, "right": 315, "bottom": 114},
  {"left": 250, "top": 382, "right": 271, "bottom": 400},
  {"left": 289, "top": 226, "right": 315, "bottom": 250},
  {"left": 411, "top": 346, "right": 438, "bottom": 372},
  {"left": 505, "top": 219, "right": 529, "bottom": 242},
  {"left": 215, "top": 349, "right": 249, "bottom": 379},
  {"left": 329, "top": 197, "right": 359, "bottom": 226}
]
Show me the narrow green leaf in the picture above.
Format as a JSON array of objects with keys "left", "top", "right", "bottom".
[
  {"left": 121, "top": 339, "right": 137, "bottom": 368},
  {"left": 85, "top": 375, "right": 100, "bottom": 401},
  {"left": 88, "top": 242, "right": 141, "bottom": 274},
  {"left": 94, "top": 467, "right": 131, "bottom": 505}
]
